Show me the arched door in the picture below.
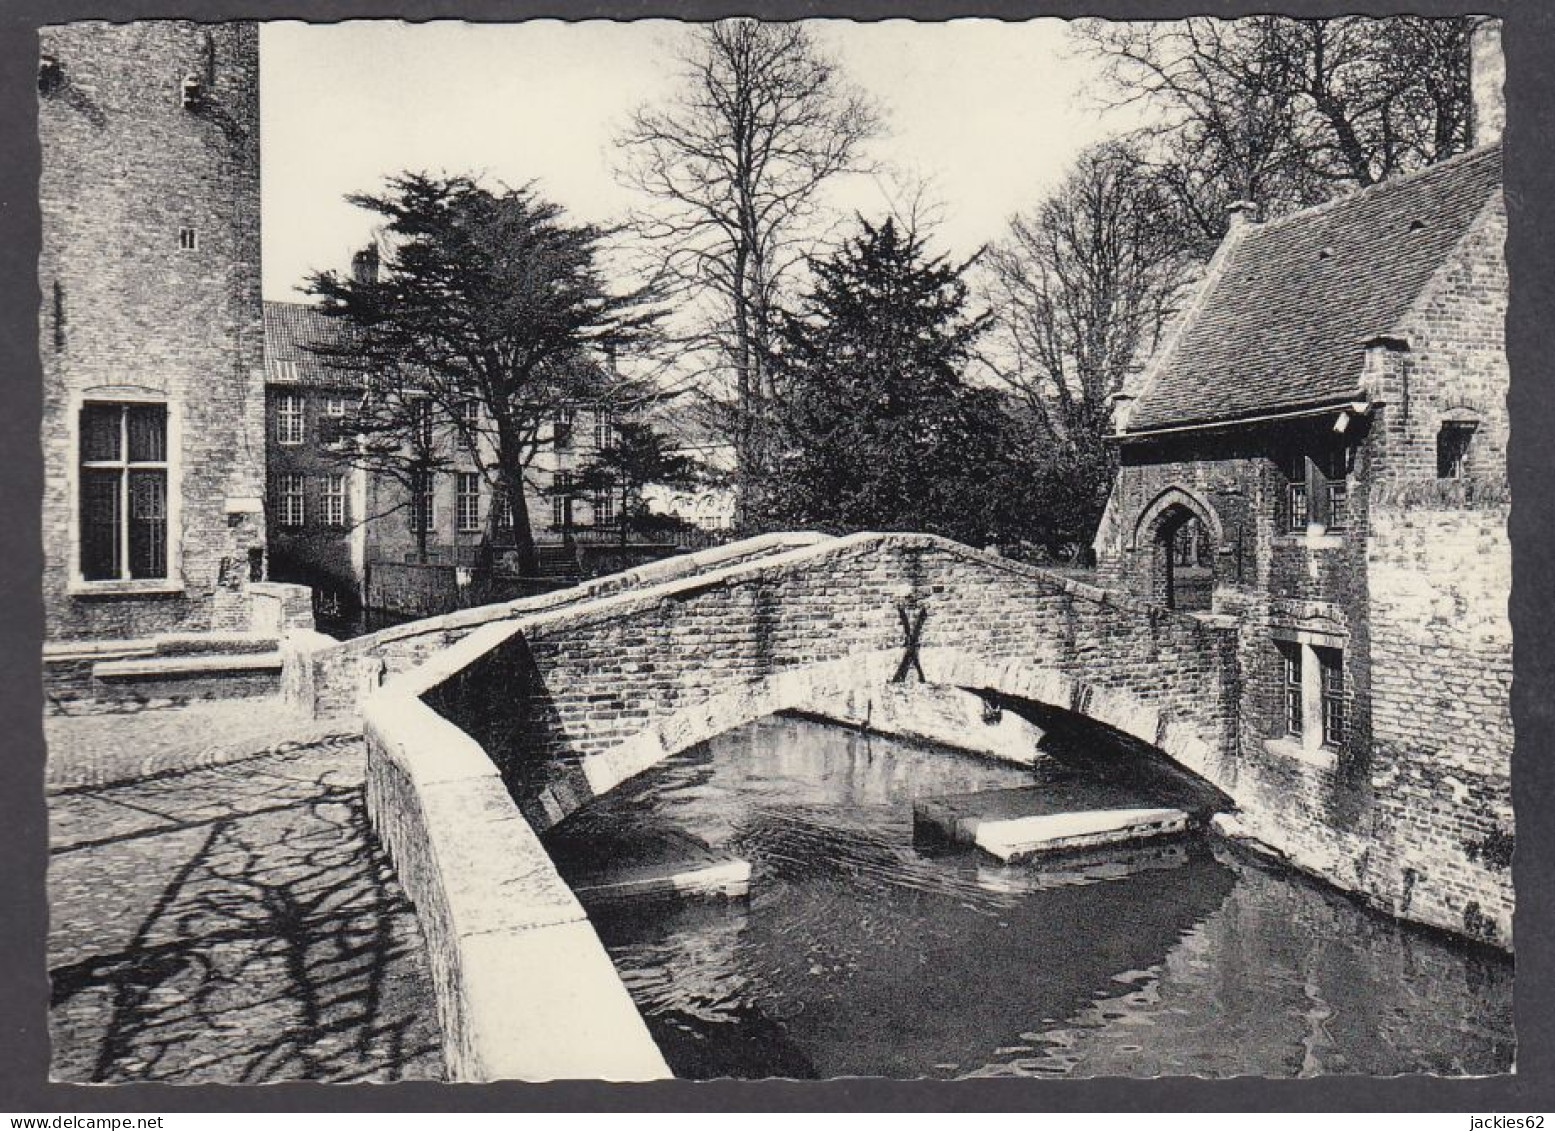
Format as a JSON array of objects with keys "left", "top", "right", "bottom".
[{"left": 1160, "top": 509, "right": 1214, "bottom": 612}]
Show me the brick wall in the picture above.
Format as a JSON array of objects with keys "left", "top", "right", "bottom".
[
  {"left": 417, "top": 533, "right": 1238, "bottom": 826},
  {"left": 39, "top": 22, "right": 266, "bottom": 642},
  {"left": 1092, "top": 190, "right": 1511, "bottom": 947},
  {"left": 1365, "top": 506, "right": 1513, "bottom": 944},
  {"left": 1372, "top": 194, "right": 1508, "bottom": 490}
]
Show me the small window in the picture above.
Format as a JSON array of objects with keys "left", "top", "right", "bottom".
[
  {"left": 277, "top": 473, "right": 306, "bottom": 528},
  {"left": 412, "top": 400, "right": 435, "bottom": 450},
  {"left": 411, "top": 472, "right": 436, "bottom": 533},
  {"left": 321, "top": 474, "right": 347, "bottom": 527},
  {"left": 323, "top": 396, "right": 348, "bottom": 418},
  {"left": 1279, "top": 445, "right": 1350, "bottom": 533},
  {"left": 1318, "top": 647, "right": 1346, "bottom": 748},
  {"left": 494, "top": 484, "right": 515, "bottom": 532},
  {"left": 1280, "top": 643, "right": 1303, "bottom": 737},
  {"left": 594, "top": 410, "right": 615, "bottom": 451},
  {"left": 456, "top": 472, "right": 481, "bottom": 533},
  {"left": 593, "top": 484, "right": 615, "bottom": 527},
  {"left": 553, "top": 408, "right": 576, "bottom": 449},
  {"left": 276, "top": 392, "right": 304, "bottom": 445},
  {"left": 178, "top": 227, "right": 198, "bottom": 251},
  {"left": 1437, "top": 421, "right": 1477, "bottom": 480},
  {"left": 551, "top": 470, "right": 573, "bottom": 530}
]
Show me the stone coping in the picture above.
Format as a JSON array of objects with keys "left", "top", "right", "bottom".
[
  {"left": 362, "top": 690, "right": 671, "bottom": 1082},
  {"left": 350, "top": 530, "right": 832, "bottom": 653},
  {"left": 410, "top": 532, "right": 1227, "bottom": 685}
]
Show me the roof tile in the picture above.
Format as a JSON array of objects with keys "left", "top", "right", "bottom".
[{"left": 1128, "top": 144, "right": 1502, "bottom": 432}]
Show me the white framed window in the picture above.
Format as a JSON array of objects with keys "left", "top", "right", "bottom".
[
  {"left": 554, "top": 407, "right": 575, "bottom": 449},
  {"left": 276, "top": 392, "right": 304, "bottom": 445},
  {"left": 551, "top": 470, "right": 573, "bottom": 529},
  {"left": 411, "top": 472, "right": 436, "bottom": 533},
  {"left": 277, "top": 473, "right": 306, "bottom": 528},
  {"left": 323, "top": 395, "right": 348, "bottom": 418},
  {"left": 593, "top": 485, "right": 615, "bottom": 527},
  {"left": 494, "top": 484, "right": 515, "bottom": 532},
  {"left": 272, "top": 359, "right": 300, "bottom": 383},
  {"left": 321, "top": 474, "right": 347, "bottom": 527},
  {"left": 456, "top": 472, "right": 481, "bottom": 532},
  {"left": 79, "top": 402, "right": 168, "bottom": 581},
  {"left": 593, "top": 409, "right": 614, "bottom": 451}
]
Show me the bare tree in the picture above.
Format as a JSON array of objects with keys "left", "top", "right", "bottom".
[
  {"left": 980, "top": 142, "right": 1194, "bottom": 486},
  {"left": 615, "top": 20, "right": 880, "bottom": 522},
  {"left": 1078, "top": 16, "right": 1481, "bottom": 246}
]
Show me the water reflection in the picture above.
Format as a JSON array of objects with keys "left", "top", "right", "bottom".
[{"left": 543, "top": 716, "right": 1513, "bottom": 1079}]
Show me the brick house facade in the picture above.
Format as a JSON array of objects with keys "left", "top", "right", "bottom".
[
  {"left": 361, "top": 394, "right": 625, "bottom": 572},
  {"left": 1093, "top": 142, "right": 1512, "bottom": 946},
  {"left": 262, "top": 296, "right": 631, "bottom": 592},
  {"left": 38, "top": 21, "right": 269, "bottom": 645},
  {"left": 263, "top": 301, "right": 368, "bottom": 615}
]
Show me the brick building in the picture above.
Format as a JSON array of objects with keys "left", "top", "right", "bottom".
[
  {"left": 360, "top": 391, "right": 626, "bottom": 575},
  {"left": 1093, "top": 118, "right": 1511, "bottom": 944},
  {"left": 38, "top": 21, "right": 272, "bottom": 642},
  {"left": 263, "top": 300, "right": 368, "bottom": 616}
]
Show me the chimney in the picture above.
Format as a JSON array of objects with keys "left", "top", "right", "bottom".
[
  {"left": 350, "top": 244, "right": 380, "bottom": 287},
  {"left": 1469, "top": 17, "right": 1504, "bottom": 147},
  {"left": 1226, "top": 200, "right": 1260, "bottom": 231}
]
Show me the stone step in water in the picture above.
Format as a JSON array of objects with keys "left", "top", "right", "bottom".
[
  {"left": 914, "top": 785, "right": 1190, "bottom": 864},
  {"left": 569, "top": 858, "right": 751, "bottom": 906}
]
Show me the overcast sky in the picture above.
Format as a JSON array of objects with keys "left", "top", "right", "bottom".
[{"left": 259, "top": 19, "right": 1137, "bottom": 303}]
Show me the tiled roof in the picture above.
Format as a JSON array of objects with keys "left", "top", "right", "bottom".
[
  {"left": 262, "top": 301, "right": 362, "bottom": 388},
  {"left": 1127, "top": 144, "right": 1502, "bottom": 433}
]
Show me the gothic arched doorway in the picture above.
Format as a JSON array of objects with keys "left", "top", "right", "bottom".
[{"left": 1157, "top": 506, "right": 1214, "bottom": 612}]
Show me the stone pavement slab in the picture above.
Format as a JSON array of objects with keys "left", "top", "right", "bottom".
[{"left": 48, "top": 727, "right": 443, "bottom": 1084}]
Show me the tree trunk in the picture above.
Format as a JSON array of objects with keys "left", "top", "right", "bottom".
[
  {"left": 413, "top": 469, "right": 430, "bottom": 564},
  {"left": 496, "top": 456, "right": 538, "bottom": 578}
]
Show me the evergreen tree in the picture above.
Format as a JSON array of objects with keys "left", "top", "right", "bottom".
[
  {"left": 305, "top": 173, "right": 660, "bottom": 573},
  {"left": 765, "top": 218, "right": 1039, "bottom": 546}
]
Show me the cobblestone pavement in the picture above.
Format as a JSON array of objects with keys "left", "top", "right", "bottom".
[
  {"left": 48, "top": 719, "right": 444, "bottom": 1084},
  {"left": 44, "top": 698, "right": 360, "bottom": 791}
]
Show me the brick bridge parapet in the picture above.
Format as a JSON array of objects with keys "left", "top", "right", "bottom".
[{"left": 396, "top": 530, "right": 1243, "bottom": 827}]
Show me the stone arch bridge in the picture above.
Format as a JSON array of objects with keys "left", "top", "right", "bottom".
[
  {"left": 297, "top": 530, "right": 1243, "bottom": 829},
  {"left": 317, "top": 529, "right": 1247, "bottom": 1080}
]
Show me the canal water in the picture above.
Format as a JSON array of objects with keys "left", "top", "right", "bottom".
[{"left": 541, "top": 716, "right": 1514, "bottom": 1080}]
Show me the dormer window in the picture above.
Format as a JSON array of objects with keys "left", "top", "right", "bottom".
[{"left": 1280, "top": 445, "right": 1351, "bottom": 534}]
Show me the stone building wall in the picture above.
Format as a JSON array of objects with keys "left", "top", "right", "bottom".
[
  {"left": 38, "top": 21, "right": 266, "bottom": 642},
  {"left": 1369, "top": 195, "right": 1509, "bottom": 490}
]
